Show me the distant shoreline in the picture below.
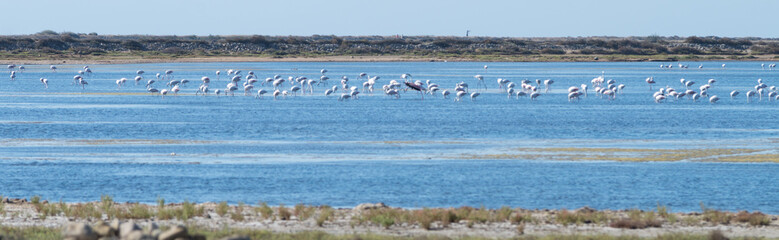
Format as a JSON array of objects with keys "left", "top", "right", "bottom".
[
  {"left": 1, "top": 54, "right": 778, "bottom": 65},
  {"left": 2, "top": 33, "right": 779, "bottom": 64}
]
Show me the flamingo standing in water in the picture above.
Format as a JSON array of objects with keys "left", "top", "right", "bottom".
[
  {"left": 646, "top": 77, "right": 656, "bottom": 90},
  {"left": 40, "top": 78, "right": 48, "bottom": 89},
  {"left": 404, "top": 81, "right": 425, "bottom": 100},
  {"left": 544, "top": 79, "right": 554, "bottom": 93},
  {"left": 474, "top": 75, "right": 486, "bottom": 90},
  {"left": 730, "top": 90, "right": 739, "bottom": 99}
]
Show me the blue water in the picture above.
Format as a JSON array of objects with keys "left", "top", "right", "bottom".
[{"left": 1, "top": 61, "right": 777, "bottom": 213}]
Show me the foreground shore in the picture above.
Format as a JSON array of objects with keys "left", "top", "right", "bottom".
[{"left": 1, "top": 197, "right": 777, "bottom": 239}]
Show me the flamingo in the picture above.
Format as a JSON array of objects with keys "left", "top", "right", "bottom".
[
  {"left": 137, "top": 70, "right": 145, "bottom": 75},
  {"left": 404, "top": 81, "right": 425, "bottom": 100},
  {"left": 470, "top": 92, "right": 480, "bottom": 101},
  {"left": 290, "top": 85, "right": 301, "bottom": 96},
  {"left": 256, "top": 89, "right": 268, "bottom": 99},
  {"left": 147, "top": 88, "right": 159, "bottom": 95},
  {"left": 215, "top": 71, "right": 221, "bottom": 80},
  {"left": 386, "top": 89, "right": 400, "bottom": 99},
  {"left": 40, "top": 78, "right": 48, "bottom": 89},
  {"left": 272, "top": 90, "right": 281, "bottom": 100},
  {"left": 243, "top": 84, "right": 254, "bottom": 96},
  {"left": 171, "top": 85, "right": 181, "bottom": 96},
  {"left": 165, "top": 70, "right": 174, "bottom": 79},
  {"left": 746, "top": 90, "right": 755, "bottom": 102},
  {"left": 272, "top": 79, "right": 285, "bottom": 90},
  {"left": 78, "top": 78, "right": 88, "bottom": 89},
  {"left": 325, "top": 87, "right": 335, "bottom": 97},
  {"left": 160, "top": 89, "right": 168, "bottom": 98},
  {"left": 116, "top": 78, "right": 127, "bottom": 88},
  {"left": 18, "top": 66, "right": 24, "bottom": 72},
  {"left": 454, "top": 91, "right": 467, "bottom": 101},
  {"left": 319, "top": 76, "right": 330, "bottom": 86},
  {"left": 529, "top": 92, "right": 540, "bottom": 100},
  {"left": 646, "top": 77, "right": 656, "bottom": 90},
  {"left": 568, "top": 92, "right": 582, "bottom": 102},
  {"left": 338, "top": 93, "right": 351, "bottom": 101},
  {"left": 50, "top": 65, "right": 57, "bottom": 72},
  {"left": 730, "top": 90, "right": 739, "bottom": 99},
  {"left": 544, "top": 79, "right": 554, "bottom": 93},
  {"left": 196, "top": 85, "right": 209, "bottom": 96},
  {"left": 654, "top": 95, "right": 666, "bottom": 103},
  {"left": 474, "top": 75, "right": 486, "bottom": 90},
  {"left": 441, "top": 90, "right": 450, "bottom": 99},
  {"left": 350, "top": 89, "right": 360, "bottom": 99},
  {"left": 709, "top": 95, "right": 719, "bottom": 103}
]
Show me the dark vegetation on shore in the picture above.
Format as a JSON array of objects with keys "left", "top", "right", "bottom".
[{"left": 2, "top": 30, "right": 779, "bottom": 61}]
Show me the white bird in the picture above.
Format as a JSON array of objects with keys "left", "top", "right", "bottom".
[
  {"left": 273, "top": 89, "right": 281, "bottom": 100},
  {"left": 730, "top": 90, "right": 739, "bottom": 99},
  {"left": 40, "top": 78, "right": 48, "bottom": 89},
  {"left": 256, "top": 89, "right": 268, "bottom": 99},
  {"left": 543, "top": 79, "right": 554, "bottom": 93},
  {"left": 709, "top": 95, "right": 719, "bottom": 103},
  {"left": 474, "top": 75, "right": 486, "bottom": 90},
  {"left": 529, "top": 92, "right": 540, "bottom": 100},
  {"left": 455, "top": 91, "right": 467, "bottom": 101},
  {"left": 290, "top": 86, "right": 301, "bottom": 96},
  {"left": 646, "top": 77, "right": 656, "bottom": 90},
  {"left": 470, "top": 92, "right": 480, "bottom": 101}
]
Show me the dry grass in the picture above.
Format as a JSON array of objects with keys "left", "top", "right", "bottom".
[
  {"left": 255, "top": 202, "right": 274, "bottom": 220},
  {"left": 294, "top": 203, "right": 316, "bottom": 221},
  {"left": 555, "top": 209, "right": 611, "bottom": 226},
  {"left": 734, "top": 211, "right": 771, "bottom": 226},
  {"left": 278, "top": 204, "right": 292, "bottom": 220},
  {"left": 316, "top": 206, "right": 334, "bottom": 227},
  {"left": 216, "top": 201, "right": 229, "bottom": 216}
]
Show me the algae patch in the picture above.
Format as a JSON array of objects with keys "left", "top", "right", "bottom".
[{"left": 458, "top": 148, "right": 768, "bottom": 162}]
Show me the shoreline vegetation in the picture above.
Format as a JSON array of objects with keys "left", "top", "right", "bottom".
[
  {"left": 2, "top": 31, "right": 779, "bottom": 64},
  {"left": 1, "top": 196, "right": 777, "bottom": 239}
]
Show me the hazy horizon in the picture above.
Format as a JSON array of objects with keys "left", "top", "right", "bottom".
[{"left": 2, "top": 0, "right": 778, "bottom": 38}]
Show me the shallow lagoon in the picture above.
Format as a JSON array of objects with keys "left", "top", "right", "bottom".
[{"left": 1, "top": 61, "right": 777, "bottom": 213}]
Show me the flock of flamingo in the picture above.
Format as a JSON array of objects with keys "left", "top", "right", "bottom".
[{"left": 4, "top": 63, "right": 779, "bottom": 104}]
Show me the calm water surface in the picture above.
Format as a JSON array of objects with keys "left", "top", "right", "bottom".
[{"left": 0, "top": 61, "right": 777, "bottom": 213}]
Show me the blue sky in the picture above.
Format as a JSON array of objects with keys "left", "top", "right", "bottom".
[{"left": 2, "top": 0, "right": 777, "bottom": 37}]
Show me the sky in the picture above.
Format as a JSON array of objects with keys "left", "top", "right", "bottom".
[{"left": 1, "top": 0, "right": 778, "bottom": 37}]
